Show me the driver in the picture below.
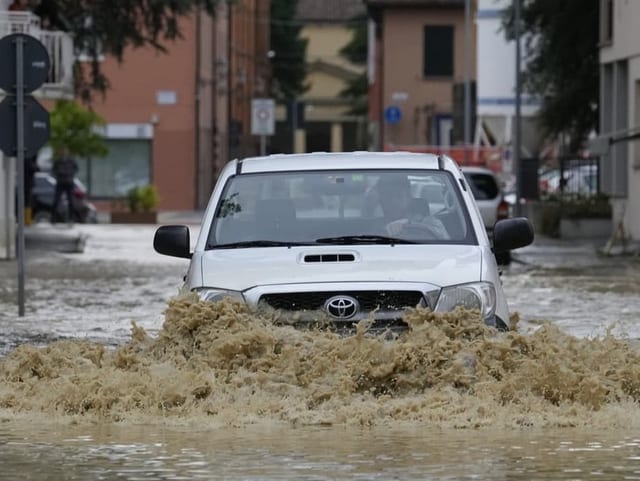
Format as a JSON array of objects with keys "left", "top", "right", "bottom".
[{"left": 376, "top": 174, "right": 450, "bottom": 239}]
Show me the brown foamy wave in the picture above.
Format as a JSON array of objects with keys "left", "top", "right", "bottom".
[{"left": 1, "top": 294, "right": 639, "bottom": 429}]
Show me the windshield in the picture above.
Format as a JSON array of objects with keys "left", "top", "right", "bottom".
[{"left": 207, "top": 169, "right": 476, "bottom": 248}]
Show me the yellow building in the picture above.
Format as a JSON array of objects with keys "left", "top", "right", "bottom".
[{"left": 273, "top": 0, "right": 367, "bottom": 153}]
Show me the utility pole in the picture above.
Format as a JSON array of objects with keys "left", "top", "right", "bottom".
[{"left": 514, "top": 0, "right": 522, "bottom": 216}]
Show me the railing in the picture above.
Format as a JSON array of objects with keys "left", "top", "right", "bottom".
[
  {"left": 0, "top": 11, "right": 74, "bottom": 96},
  {"left": 0, "top": 11, "right": 40, "bottom": 35}
]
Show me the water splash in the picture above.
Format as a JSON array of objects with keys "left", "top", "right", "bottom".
[{"left": 1, "top": 294, "right": 639, "bottom": 429}]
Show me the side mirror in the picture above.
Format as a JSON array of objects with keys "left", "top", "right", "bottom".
[
  {"left": 153, "top": 225, "right": 191, "bottom": 258},
  {"left": 493, "top": 217, "right": 534, "bottom": 253}
]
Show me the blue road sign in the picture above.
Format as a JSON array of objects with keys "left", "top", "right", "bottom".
[{"left": 384, "top": 105, "right": 402, "bottom": 124}]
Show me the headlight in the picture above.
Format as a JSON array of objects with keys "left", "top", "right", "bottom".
[
  {"left": 434, "top": 282, "right": 496, "bottom": 320},
  {"left": 193, "top": 288, "right": 245, "bottom": 304}
]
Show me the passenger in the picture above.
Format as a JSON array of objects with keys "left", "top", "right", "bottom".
[{"left": 376, "top": 174, "right": 450, "bottom": 239}]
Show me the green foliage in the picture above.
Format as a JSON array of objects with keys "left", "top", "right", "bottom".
[
  {"left": 501, "top": 0, "right": 599, "bottom": 150},
  {"left": 49, "top": 99, "right": 108, "bottom": 158},
  {"left": 35, "top": 0, "right": 221, "bottom": 100},
  {"left": 339, "top": 15, "right": 367, "bottom": 64},
  {"left": 126, "top": 185, "right": 159, "bottom": 213},
  {"left": 270, "top": 0, "right": 308, "bottom": 101},
  {"left": 539, "top": 201, "right": 561, "bottom": 238},
  {"left": 339, "top": 14, "right": 368, "bottom": 116}
]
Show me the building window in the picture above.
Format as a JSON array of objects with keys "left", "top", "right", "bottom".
[
  {"left": 78, "top": 139, "right": 151, "bottom": 198},
  {"left": 423, "top": 25, "right": 454, "bottom": 77},
  {"left": 600, "top": 0, "right": 613, "bottom": 45}
]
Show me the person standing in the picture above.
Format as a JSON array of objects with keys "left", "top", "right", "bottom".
[
  {"left": 51, "top": 146, "right": 78, "bottom": 223},
  {"left": 24, "top": 155, "right": 38, "bottom": 225}
]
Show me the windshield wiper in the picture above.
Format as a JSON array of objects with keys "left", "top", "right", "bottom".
[
  {"left": 209, "top": 240, "right": 312, "bottom": 249},
  {"left": 315, "top": 235, "right": 417, "bottom": 245}
]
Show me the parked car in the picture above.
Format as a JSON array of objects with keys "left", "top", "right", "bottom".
[
  {"left": 31, "top": 172, "right": 98, "bottom": 224},
  {"left": 460, "top": 166, "right": 511, "bottom": 265},
  {"left": 154, "top": 152, "right": 533, "bottom": 332},
  {"left": 539, "top": 164, "right": 598, "bottom": 195}
]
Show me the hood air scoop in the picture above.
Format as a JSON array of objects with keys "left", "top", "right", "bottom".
[{"left": 303, "top": 253, "right": 356, "bottom": 263}]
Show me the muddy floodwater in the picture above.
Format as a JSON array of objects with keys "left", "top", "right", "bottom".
[{"left": 1, "top": 224, "right": 639, "bottom": 480}]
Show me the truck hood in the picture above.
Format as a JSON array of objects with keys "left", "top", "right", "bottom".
[{"left": 196, "top": 245, "right": 483, "bottom": 291}]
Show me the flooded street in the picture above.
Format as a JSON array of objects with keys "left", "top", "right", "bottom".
[{"left": 1, "top": 223, "right": 639, "bottom": 480}]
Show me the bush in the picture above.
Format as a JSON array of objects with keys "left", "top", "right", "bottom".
[
  {"left": 126, "top": 185, "right": 159, "bottom": 213},
  {"left": 537, "top": 194, "right": 611, "bottom": 238},
  {"left": 561, "top": 193, "right": 611, "bottom": 219}
]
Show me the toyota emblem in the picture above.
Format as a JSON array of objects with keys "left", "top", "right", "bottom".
[{"left": 324, "top": 295, "right": 359, "bottom": 319}]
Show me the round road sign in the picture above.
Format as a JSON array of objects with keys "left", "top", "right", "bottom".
[
  {"left": 0, "top": 33, "right": 51, "bottom": 94},
  {"left": 384, "top": 105, "right": 402, "bottom": 124},
  {"left": 0, "top": 96, "right": 50, "bottom": 158}
]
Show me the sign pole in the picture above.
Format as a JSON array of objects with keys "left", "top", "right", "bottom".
[
  {"left": 260, "top": 135, "right": 266, "bottom": 156},
  {"left": 0, "top": 33, "right": 51, "bottom": 316},
  {"left": 15, "top": 35, "right": 25, "bottom": 316}
]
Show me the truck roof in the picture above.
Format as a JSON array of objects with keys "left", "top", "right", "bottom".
[{"left": 235, "top": 151, "right": 450, "bottom": 174}]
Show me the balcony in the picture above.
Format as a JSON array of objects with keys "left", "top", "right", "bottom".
[{"left": 0, "top": 11, "right": 74, "bottom": 99}]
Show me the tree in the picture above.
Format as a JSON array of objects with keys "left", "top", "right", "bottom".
[
  {"left": 49, "top": 100, "right": 108, "bottom": 158},
  {"left": 502, "top": 0, "right": 599, "bottom": 151},
  {"left": 339, "top": 15, "right": 368, "bottom": 116},
  {"left": 269, "top": 0, "right": 308, "bottom": 101},
  {"left": 32, "top": 0, "right": 220, "bottom": 101}
]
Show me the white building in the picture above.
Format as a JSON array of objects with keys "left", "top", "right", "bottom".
[
  {"left": 0, "top": 1, "right": 74, "bottom": 259},
  {"left": 475, "top": 0, "right": 542, "bottom": 179},
  {"left": 598, "top": 0, "right": 640, "bottom": 243}
]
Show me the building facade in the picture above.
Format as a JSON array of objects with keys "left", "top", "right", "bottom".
[
  {"left": 287, "top": 0, "right": 367, "bottom": 154},
  {"left": 476, "top": 0, "right": 541, "bottom": 157},
  {"left": 598, "top": 0, "right": 640, "bottom": 242},
  {"left": 365, "top": 0, "right": 475, "bottom": 152},
  {"left": 88, "top": 0, "right": 270, "bottom": 213}
]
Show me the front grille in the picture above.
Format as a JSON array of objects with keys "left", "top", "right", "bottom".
[{"left": 259, "top": 290, "right": 424, "bottom": 312}]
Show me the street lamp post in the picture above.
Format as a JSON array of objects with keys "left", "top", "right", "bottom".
[{"left": 514, "top": 0, "right": 522, "bottom": 216}]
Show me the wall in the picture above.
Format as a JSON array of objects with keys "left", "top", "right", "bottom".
[{"left": 91, "top": 16, "right": 199, "bottom": 211}]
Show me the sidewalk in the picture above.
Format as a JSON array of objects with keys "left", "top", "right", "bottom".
[
  {"left": 157, "top": 210, "right": 204, "bottom": 225},
  {"left": 20, "top": 210, "right": 205, "bottom": 255},
  {"left": 511, "top": 233, "right": 640, "bottom": 269},
  {"left": 24, "top": 223, "right": 88, "bottom": 253}
]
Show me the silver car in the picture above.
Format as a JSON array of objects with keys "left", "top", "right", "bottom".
[
  {"left": 460, "top": 166, "right": 512, "bottom": 265},
  {"left": 154, "top": 152, "right": 533, "bottom": 331},
  {"left": 459, "top": 166, "right": 509, "bottom": 230}
]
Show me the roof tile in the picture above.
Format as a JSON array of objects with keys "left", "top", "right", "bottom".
[{"left": 295, "top": 0, "right": 367, "bottom": 22}]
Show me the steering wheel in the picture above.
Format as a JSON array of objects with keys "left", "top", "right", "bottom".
[{"left": 386, "top": 219, "right": 442, "bottom": 239}]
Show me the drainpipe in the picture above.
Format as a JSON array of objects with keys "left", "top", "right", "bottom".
[{"left": 194, "top": 7, "right": 202, "bottom": 208}]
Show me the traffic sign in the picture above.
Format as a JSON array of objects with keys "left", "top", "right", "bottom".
[
  {"left": 384, "top": 105, "right": 402, "bottom": 124},
  {"left": 251, "top": 98, "right": 275, "bottom": 136},
  {"left": 0, "top": 33, "right": 50, "bottom": 94},
  {"left": 0, "top": 95, "right": 50, "bottom": 158}
]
